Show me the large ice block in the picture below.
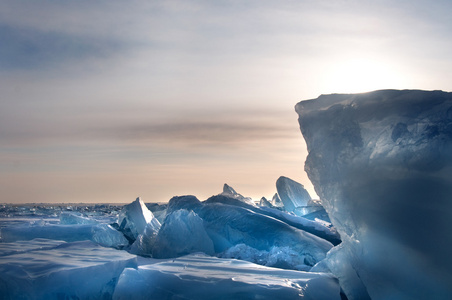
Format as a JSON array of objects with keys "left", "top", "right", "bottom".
[{"left": 296, "top": 89, "right": 452, "bottom": 299}]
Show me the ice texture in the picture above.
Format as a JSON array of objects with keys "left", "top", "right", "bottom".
[
  {"left": 113, "top": 253, "right": 344, "bottom": 300},
  {"left": 276, "top": 176, "right": 312, "bottom": 214},
  {"left": 117, "top": 197, "right": 160, "bottom": 243},
  {"left": 0, "top": 239, "right": 137, "bottom": 299},
  {"left": 296, "top": 89, "right": 452, "bottom": 299}
]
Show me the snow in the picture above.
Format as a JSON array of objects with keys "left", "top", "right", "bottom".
[
  {"left": 113, "top": 253, "right": 344, "bottom": 300},
  {"left": 296, "top": 89, "right": 452, "bottom": 300},
  {"left": 0, "top": 239, "right": 137, "bottom": 299}
]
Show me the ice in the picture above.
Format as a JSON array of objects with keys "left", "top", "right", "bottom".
[
  {"left": 112, "top": 253, "right": 344, "bottom": 300},
  {"left": 0, "top": 239, "right": 137, "bottom": 299},
  {"left": 221, "top": 183, "right": 256, "bottom": 205},
  {"left": 296, "top": 89, "right": 452, "bottom": 299},
  {"left": 259, "top": 196, "right": 273, "bottom": 207},
  {"left": 163, "top": 195, "right": 334, "bottom": 270},
  {"left": 272, "top": 192, "right": 284, "bottom": 207},
  {"left": 117, "top": 197, "right": 161, "bottom": 243},
  {"left": 152, "top": 209, "right": 215, "bottom": 258},
  {"left": 276, "top": 176, "right": 312, "bottom": 214},
  {"left": 60, "top": 212, "right": 99, "bottom": 225},
  {"left": 1, "top": 223, "right": 129, "bottom": 248}
]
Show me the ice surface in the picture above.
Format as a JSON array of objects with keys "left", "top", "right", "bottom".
[
  {"left": 117, "top": 197, "right": 160, "bottom": 243},
  {"left": 1, "top": 223, "right": 129, "bottom": 248},
  {"left": 0, "top": 239, "right": 137, "bottom": 299},
  {"left": 113, "top": 253, "right": 344, "bottom": 300},
  {"left": 296, "top": 89, "right": 452, "bottom": 299},
  {"left": 276, "top": 176, "right": 312, "bottom": 214}
]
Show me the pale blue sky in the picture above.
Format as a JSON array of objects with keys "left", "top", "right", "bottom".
[{"left": 1, "top": 0, "right": 452, "bottom": 203}]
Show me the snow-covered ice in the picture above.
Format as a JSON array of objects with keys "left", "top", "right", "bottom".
[
  {"left": 112, "top": 253, "right": 344, "bottom": 300},
  {"left": 296, "top": 89, "right": 452, "bottom": 300}
]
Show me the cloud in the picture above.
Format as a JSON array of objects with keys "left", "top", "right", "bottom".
[{"left": 0, "top": 23, "right": 124, "bottom": 70}]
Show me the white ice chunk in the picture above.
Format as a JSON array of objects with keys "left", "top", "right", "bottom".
[
  {"left": 0, "top": 239, "right": 137, "bottom": 299},
  {"left": 117, "top": 197, "right": 160, "bottom": 242},
  {"left": 113, "top": 253, "right": 343, "bottom": 300}
]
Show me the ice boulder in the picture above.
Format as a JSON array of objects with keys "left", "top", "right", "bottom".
[
  {"left": 117, "top": 197, "right": 160, "bottom": 243},
  {"left": 113, "top": 253, "right": 344, "bottom": 300},
  {"left": 0, "top": 239, "right": 137, "bottom": 299},
  {"left": 296, "top": 89, "right": 452, "bottom": 299},
  {"left": 152, "top": 209, "right": 215, "bottom": 258},
  {"left": 276, "top": 176, "right": 312, "bottom": 214}
]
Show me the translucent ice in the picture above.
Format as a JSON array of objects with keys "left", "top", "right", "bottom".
[
  {"left": 113, "top": 253, "right": 344, "bottom": 300},
  {"left": 0, "top": 239, "right": 137, "bottom": 299},
  {"left": 276, "top": 176, "right": 312, "bottom": 214},
  {"left": 221, "top": 183, "right": 256, "bottom": 205},
  {"left": 60, "top": 212, "right": 99, "bottom": 225},
  {"left": 152, "top": 209, "right": 215, "bottom": 258},
  {"left": 117, "top": 197, "right": 160, "bottom": 243},
  {"left": 296, "top": 89, "right": 452, "bottom": 299}
]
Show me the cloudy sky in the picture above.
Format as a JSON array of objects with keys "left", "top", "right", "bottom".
[{"left": 1, "top": 0, "right": 452, "bottom": 203}]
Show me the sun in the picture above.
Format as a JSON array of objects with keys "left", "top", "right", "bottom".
[{"left": 321, "top": 57, "right": 406, "bottom": 94}]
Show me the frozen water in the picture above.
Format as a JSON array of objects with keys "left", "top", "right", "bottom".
[
  {"left": 1, "top": 223, "right": 129, "bottom": 248},
  {"left": 0, "top": 239, "right": 137, "bottom": 299},
  {"left": 272, "top": 192, "right": 284, "bottom": 207},
  {"left": 117, "top": 197, "right": 160, "bottom": 243},
  {"left": 152, "top": 209, "right": 215, "bottom": 258},
  {"left": 296, "top": 89, "right": 452, "bottom": 299},
  {"left": 113, "top": 253, "right": 344, "bottom": 300},
  {"left": 259, "top": 196, "right": 273, "bottom": 207},
  {"left": 60, "top": 212, "right": 99, "bottom": 225},
  {"left": 221, "top": 183, "right": 256, "bottom": 205},
  {"left": 276, "top": 176, "right": 312, "bottom": 214}
]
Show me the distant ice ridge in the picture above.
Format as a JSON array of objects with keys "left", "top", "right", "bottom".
[{"left": 296, "top": 89, "right": 452, "bottom": 300}]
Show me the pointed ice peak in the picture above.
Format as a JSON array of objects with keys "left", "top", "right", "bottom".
[
  {"left": 276, "top": 176, "right": 311, "bottom": 213},
  {"left": 223, "top": 183, "right": 237, "bottom": 195},
  {"left": 221, "top": 184, "right": 255, "bottom": 206}
]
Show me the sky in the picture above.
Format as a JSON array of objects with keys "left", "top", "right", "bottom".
[{"left": 1, "top": 0, "right": 452, "bottom": 204}]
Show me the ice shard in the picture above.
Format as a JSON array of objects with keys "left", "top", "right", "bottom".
[
  {"left": 296, "top": 89, "right": 452, "bottom": 299},
  {"left": 276, "top": 176, "right": 312, "bottom": 214}
]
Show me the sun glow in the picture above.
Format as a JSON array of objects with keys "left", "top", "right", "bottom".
[{"left": 322, "top": 57, "right": 407, "bottom": 94}]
